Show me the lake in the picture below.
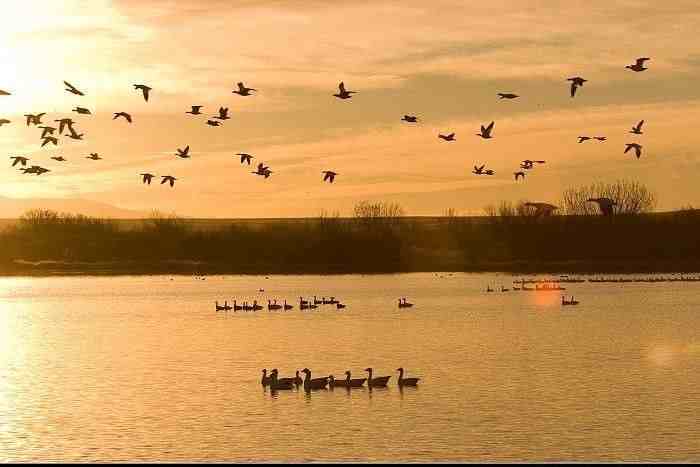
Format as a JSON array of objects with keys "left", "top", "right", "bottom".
[{"left": 0, "top": 273, "right": 698, "bottom": 462}]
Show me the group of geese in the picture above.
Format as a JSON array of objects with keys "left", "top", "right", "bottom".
[
  {"left": 215, "top": 296, "right": 346, "bottom": 312},
  {"left": 261, "top": 367, "right": 420, "bottom": 391}
]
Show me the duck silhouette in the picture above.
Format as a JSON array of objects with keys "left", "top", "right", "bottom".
[
  {"left": 498, "top": 93, "right": 519, "bottom": 99},
  {"left": 141, "top": 173, "right": 155, "bottom": 184},
  {"left": 10, "top": 156, "right": 28, "bottom": 167},
  {"left": 113, "top": 112, "right": 132, "bottom": 123},
  {"left": 161, "top": 175, "right": 177, "bottom": 187},
  {"left": 624, "top": 143, "right": 643, "bottom": 159},
  {"left": 333, "top": 81, "right": 356, "bottom": 99},
  {"left": 401, "top": 115, "right": 418, "bottom": 123},
  {"left": 63, "top": 80, "right": 84, "bottom": 96},
  {"left": 630, "top": 120, "right": 644, "bottom": 135},
  {"left": 237, "top": 153, "right": 253, "bottom": 165},
  {"left": 72, "top": 107, "right": 91, "bottom": 115},
  {"left": 176, "top": 145, "right": 191, "bottom": 158},
  {"left": 134, "top": 84, "right": 151, "bottom": 101},
  {"left": 477, "top": 121, "right": 495, "bottom": 139},
  {"left": 215, "top": 107, "right": 230, "bottom": 120},
  {"left": 233, "top": 82, "right": 256, "bottom": 96},
  {"left": 322, "top": 171, "right": 337, "bottom": 183},
  {"left": 626, "top": 57, "right": 650, "bottom": 72},
  {"left": 438, "top": 132, "right": 456, "bottom": 141},
  {"left": 186, "top": 106, "right": 203, "bottom": 115},
  {"left": 567, "top": 77, "right": 587, "bottom": 97}
]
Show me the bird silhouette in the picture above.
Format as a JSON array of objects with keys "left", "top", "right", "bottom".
[
  {"left": 206, "top": 120, "right": 221, "bottom": 127},
  {"left": 113, "top": 112, "right": 132, "bottom": 123},
  {"left": 0, "top": 119, "right": 10, "bottom": 126},
  {"left": 72, "top": 107, "right": 91, "bottom": 115},
  {"left": 567, "top": 77, "right": 587, "bottom": 97},
  {"left": 176, "top": 146, "right": 191, "bottom": 158},
  {"left": 624, "top": 143, "right": 643, "bottom": 159},
  {"left": 594, "top": 136, "right": 607, "bottom": 141},
  {"left": 51, "top": 156, "right": 66, "bottom": 162},
  {"left": 24, "top": 113, "right": 45, "bottom": 126},
  {"left": 587, "top": 197, "right": 617, "bottom": 215},
  {"left": 54, "top": 118, "right": 74, "bottom": 134},
  {"left": 473, "top": 164, "right": 485, "bottom": 175},
  {"left": 322, "top": 171, "right": 337, "bottom": 183},
  {"left": 134, "top": 84, "right": 151, "bottom": 101},
  {"left": 63, "top": 81, "right": 84, "bottom": 96},
  {"left": 477, "top": 121, "right": 495, "bottom": 139},
  {"left": 438, "top": 132, "right": 456, "bottom": 141},
  {"left": 514, "top": 171, "right": 526, "bottom": 181},
  {"left": 252, "top": 163, "right": 272, "bottom": 178},
  {"left": 86, "top": 153, "right": 102, "bottom": 160},
  {"left": 10, "top": 156, "right": 28, "bottom": 167},
  {"left": 401, "top": 115, "right": 418, "bottom": 123},
  {"left": 65, "top": 129, "right": 84, "bottom": 140},
  {"left": 333, "top": 81, "right": 356, "bottom": 99},
  {"left": 38, "top": 126, "right": 56, "bottom": 138},
  {"left": 498, "top": 93, "right": 519, "bottom": 99},
  {"left": 41, "top": 136, "right": 58, "bottom": 147},
  {"left": 186, "top": 105, "right": 203, "bottom": 115},
  {"left": 233, "top": 82, "right": 256, "bottom": 96},
  {"left": 521, "top": 160, "right": 534, "bottom": 169},
  {"left": 626, "top": 57, "right": 650, "bottom": 72},
  {"left": 237, "top": 153, "right": 253, "bottom": 165},
  {"left": 578, "top": 136, "right": 592, "bottom": 143},
  {"left": 630, "top": 120, "right": 644, "bottom": 135},
  {"left": 215, "top": 107, "right": 230, "bottom": 120},
  {"left": 161, "top": 175, "right": 177, "bottom": 187},
  {"left": 484, "top": 169, "right": 495, "bottom": 175},
  {"left": 140, "top": 173, "right": 155, "bottom": 184}
]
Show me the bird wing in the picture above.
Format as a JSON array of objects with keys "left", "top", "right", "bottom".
[
  {"left": 624, "top": 145, "right": 632, "bottom": 153},
  {"left": 486, "top": 121, "right": 495, "bottom": 133},
  {"left": 637, "top": 57, "right": 650, "bottom": 65},
  {"left": 238, "top": 82, "right": 246, "bottom": 92},
  {"left": 570, "top": 82, "right": 577, "bottom": 97},
  {"left": 338, "top": 82, "right": 346, "bottom": 93},
  {"left": 637, "top": 120, "right": 644, "bottom": 130}
]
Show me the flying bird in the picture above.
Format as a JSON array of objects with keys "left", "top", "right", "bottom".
[
  {"left": 54, "top": 118, "right": 75, "bottom": 134},
  {"left": 0, "top": 119, "right": 11, "bottom": 126},
  {"left": 626, "top": 57, "right": 650, "bottom": 72},
  {"left": 237, "top": 153, "right": 253, "bottom": 165},
  {"left": 401, "top": 115, "right": 418, "bottom": 123},
  {"left": 624, "top": 143, "right": 643, "bottom": 159},
  {"left": 66, "top": 130, "right": 84, "bottom": 140},
  {"left": 63, "top": 81, "right": 84, "bottom": 96},
  {"left": 498, "top": 93, "right": 519, "bottom": 99},
  {"left": 252, "top": 163, "right": 272, "bottom": 178},
  {"left": 72, "top": 107, "right": 91, "bottom": 115},
  {"left": 333, "top": 81, "right": 356, "bottom": 99},
  {"left": 594, "top": 136, "right": 607, "bottom": 141},
  {"left": 630, "top": 120, "right": 644, "bottom": 135},
  {"left": 86, "top": 153, "right": 102, "bottom": 160},
  {"left": 140, "top": 173, "right": 155, "bottom": 184},
  {"left": 25, "top": 113, "right": 45, "bottom": 126},
  {"left": 186, "top": 106, "right": 203, "bottom": 115},
  {"left": 161, "top": 175, "right": 177, "bottom": 187},
  {"left": 472, "top": 164, "right": 485, "bottom": 175},
  {"left": 514, "top": 171, "right": 526, "bottom": 181},
  {"left": 113, "top": 112, "right": 132, "bottom": 123},
  {"left": 41, "top": 136, "right": 58, "bottom": 147},
  {"left": 215, "top": 107, "right": 230, "bottom": 120},
  {"left": 484, "top": 169, "right": 495, "bottom": 175},
  {"left": 10, "top": 156, "right": 28, "bottom": 167},
  {"left": 233, "top": 82, "right": 256, "bottom": 96},
  {"left": 567, "top": 77, "right": 587, "bottom": 97},
  {"left": 176, "top": 145, "right": 191, "bottom": 158},
  {"left": 206, "top": 120, "right": 221, "bottom": 127},
  {"left": 38, "top": 126, "right": 56, "bottom": 138},
  {"left": 438, "top": 132, "right": 456, "bottom": 141},
  {"left": 322, "top": 171, "right": 338, "bottom": 183},
  {"left": 51, "top": 156, "right": 66, "bottom": 162},
  {"left": 477, "top": 121, "right": 495, "bottom": 139},
  {"left": 578, "top": 136, "right": 592, "bottom": 143},
  {"left": 587, "top": 197, "right": 617, "bottom": 216},
  {"left": 134, "top": 84, "right": 151, "bottom": 101}
]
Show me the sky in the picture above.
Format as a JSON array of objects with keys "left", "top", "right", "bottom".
[{"left": 1, "top": 0, "right": 699, "bottom": 217}]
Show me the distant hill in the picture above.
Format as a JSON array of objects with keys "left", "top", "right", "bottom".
[{"left": 0, "top": 196, "right": 146, "bottom": 219}]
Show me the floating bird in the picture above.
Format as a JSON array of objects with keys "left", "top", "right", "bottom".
[
  {"left": 134, "top": 84, "right": 151, "bottom": 101},
  {"left": 113, "top": 112, "right": 132, "bottom": 123},
  {"left": 477, "top": 121, "right": 495, "bottom": 139},
  {"left": 626, "top": 57, "right": 650, "bottom": 72},
  {"left": 72, "top": 107, "right": 91, "bottom": 115},
  {"left": 401, "top": 115, "right": 418, "bottom": 123},
  {"left": 51, "top": 156, "right": 66, "bottom": 162},
  {"left": 161, "top": 175, "right": 177, "bottom": 187},
  {"left": 630, "top": 120, "right": 644, "bottom": 135},
  {"left": 438, "top": 132, "right": 456, "bottom": 141},
  {"left": 237, "top": 153, "right": 253, "bottom": 165},
  {"left": 38, "top": 126, "right": 56, "bottom": 138},
  {"left": 322, "top": 171, "right": 337, "bottom": 183},
  {"left": 514, "top": 171, "right": 526, "bottom": 181},
  {"left": 578, "top": 136, "right": 592, "bottom": 143},
  {"left": 567, "top": 77, "right": 587, "bottom": 97},
  {"left": 186, "top": 105, "right": 203, "bottom": 115},
  {"left": 40, "top": 136, "right": 58, "bottom": 147},
  {"left": 364, "top": 368, "right": 391, "bottom": 388},
  {"left": 206, "top": 120, "right": 221, "bottom": 127},
  {"left": 176, "top": 145, "right": 191, "bottom": 158},
  {"left": 215, "top": 107, "right": 230, "bottom": 120},
  {"left": 24, "top": 113, "right": 45, "bottom": 126},
  {"left": 624, "top": 143, "right": 643, "bottom": 159},
  {"left": 10, "top": 156, "right": 28, "bottom": 167},
  {"left": 63, "top": 80, "right": 84, "bottom": 96},
  {"left": 233, "top": 82, "right": 256, "bottom": 96},
  {"left": 523, "top": 202, "right": 558, "bottom": 217},
  {"left": 333, "top": 81, "right": 356, "bottom": 99},
  {"left": 397, "top": 368, "right": 420, "bottom": 387},
  {"left": 587, "top": 197, "right": 617, "bottom": 216},
  {"left": 498, "top": 93, "right": 519, "bottom": 99},
  {"left": 86, "top": 153, "right": 102, "bottom": 160},
  {"left": 0, "top": 119, "right": 11, "bottom": 126},
  {"left": 140, "top": 173, "right": 155, "bottom": 184},
  {"left": 54, "top": 118, "right": 74, "bottom": 134}
]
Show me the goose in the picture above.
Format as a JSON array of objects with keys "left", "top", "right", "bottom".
[
  {"left": 261, "top": 369, "right": 272, "bottom": 386},
  {"left": 328, "top": 297, "right": 339, "bottom": 304},
  {"left": 72, "top": 107, "right": 91, "bottom": 115},
  {"left": 484, "top": 169, "right": 495, "bottom": 176},
  {"left": 514, "top": 171, "right": 525, "bottom": 181},
  {"left": 344, "top": 371, "right": 366, "bottom": 387},
  {"left": 438, "top": 132, "right": 456, "bottom": 141},
  {"left": 63, "top": 80, "right": 84, "bottom": 96},
  {"left": 134, "top": 84, "right": 152, "bottom": 101},
  {"left": 24, "top": 113, "right": 45, "bottom": 126},
  {"left": 86, "top": 153, "right": 102, "bottom": 160},
  {"left": 322, "top": 171, "right": 337, "bottom": 183},
  {"left": 624, "top": 143, "right": 643, "bottom": 159},
  {"left": 336, "top": 302, "right": 346, "bottom": 309},
  {"left": 498, "top": 93, "right": 519, "bottom": 99},
  {"left": 215, "top": 107, "right": 230, "bottom": 120},
  {"left": 161, "top": 175, "right": 177, "bottom": 187},
  {"left": 41, "top": 136, "right": 58, "bottom": 147},
  {"left": 398, "top": 298, "right": 413, "bottom": 308},
  {"left": 567, "top": 77, "right": 587, "bottom": 97},
  {"left": 233, "top": 300, "right": 243, "bottom": 311},
  {"left": 587, "top": 197, "right": 617, "bottom": 216},
  {"left": 472, "top": 164, "right": 485, "bottom": 175},
  {"left": 38, "top": 126, "right": 56, "bottom": 138},
  {"left": 594, "top": 136, "right": 607, "bottom": 141},
  {"left": 269, "top": 370, "right": 294, "bottom": 390},
  {"left": 626, "top": 57, "right": 650, "bottom": 72},
  {"left": 51, "top": 156, "right": 66, "bottom": 162},
  {"left": 54, "top": 118, "right": 75, "bottom": 134},
  {"left": 113, "top": 112, "right": 132, "bottom": 123},
  {"left": 630, "top": 120, "right": 644, "bottom": 135},
  {"left": 0, "top": 119, "right": 10, "bottom": 126},
  {"left": 477, "top": 121, "right": 495, "bottom": 139},
  {"left": 233, "top": 82, "right": 256, "bottom": 96},
  {"left": 364, "top": 368, "right": 390, "bottom": 388},
  {"left": 268, "top": 300, "right": 282, "bottom": 311},
  {"left": 308, "top": 301, "right": 318, "bottom": 310},
  {"left": 301, "top": 368, "right": 329, "bottom": 391},
  {"left": 66, "top": 130, "right": 84, "bottom": 140},
  {"left": 206, "top": 120, "right": 221, "bottom": 127},
  {"left": 140, "top": 173, "right": 155, "bottom": 184},
  {"left": 333, "top": 81, "right": 355, "bottom": 99},
  {"left": 186, "top": 105, "right": 203, "bottom": 115},
  {"left": 176, "top": 145, "right": 191, "bottom": 158},
  {"left": 577, "top": 136, "right": 592, "bottom": 143},
  {"left": 401, "top": 115, "right": 418, "bottom": 123},
  {"left": 283, "top": 300, "right": 293, "bottom": 311},
  {"left": 10, "top": 156, "right": 29, "bottom": 167},
  {"left": 299, "top": 297, "right": 309, "bottom": 306},
  {"left": 215, "top": 301, "right": 228, "bottom": 311},
  {"left": 237, "top": 153, "right": 253, "bottom": 165},
  {"left": 328, "top": 373, "right": 365, "bottom": 388},
  {"left": 397, "top": 368, "right": 420, "bottom": 387},
  {"left": 252, "top": 300, "right": 263, "bottom": 311},
  {"left": 271, "top": 369, "right": 296, "bottom": 385}
]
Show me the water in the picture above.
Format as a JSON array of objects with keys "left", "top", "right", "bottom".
[{"left": 0, "top": 273, "right": 698, "bottom": 462}]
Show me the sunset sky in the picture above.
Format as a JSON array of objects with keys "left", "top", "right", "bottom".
[{"left": 1, "top": 0, "right": 699, "bottom": 217}]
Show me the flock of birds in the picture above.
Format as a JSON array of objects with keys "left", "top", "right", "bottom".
[
  {"left": 2, "top": 57, "right": 651, "bottom": 212},
  {"left": 261, "top": 367, "right": 420, "bottom": 392},
  {"left": 215, "top": 295, "right": 346, "bottom": 311}
]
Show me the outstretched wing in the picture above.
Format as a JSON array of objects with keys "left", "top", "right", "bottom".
[
  {"left": 485, "top": 121, "right": 495, "bottom": 133},
  {"left": 636, "top": 57, "right": 650, "bottom": 66},
  {"left": 338, "top": 82, "right": 346, "bottom": 93},
  {"left": 570, "top": 82, "right": 577, "bottom": 97}
]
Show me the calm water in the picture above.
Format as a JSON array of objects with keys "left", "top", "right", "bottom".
[{"left": 0, "top": 273, "right": 699, "bottom": 462}]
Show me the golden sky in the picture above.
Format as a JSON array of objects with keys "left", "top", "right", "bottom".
[{"left": 1, "top": 0, "right": 699, "bottom": 217}]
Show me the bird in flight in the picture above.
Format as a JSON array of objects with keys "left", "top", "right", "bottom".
[
  {"left": 333, "top": 82, "right": 356, "bottom": 99},
  {"left": 215, "top": 107, "right": 230, "bottom": 120},
  {"left": 10, "top": 156, "right": 28, "bottom": 167},
  {"left": 38, "top": 126, "right": 56, "bottom": 138},
  {"left": 578, "top": 136, "right": 592, "bottom": 143},
  {"left": 161, "top": 175, "right": 177, "bottom": 187},
  {"left": 630, "top": 120, "right": 644, "bottom": 135},
  {"left": 0, "top": 90, "right": 10, "bottom": 96},
  {"left": 626, "top": 57, "right": 650, "bottom": 72},
  {"left": 233, "top": 82, "right": 256, "bottom": 96},
  {"left": 54, "top": 118, "right": 74, "bottom": 134},
  {"left": 401, "top": 115, "right": 418, "bottom": 123},
  {"left": 113, "top": 112, "right": 132, "bottom": 123},
  {"left": 86, "top": 153, "right": 102, "bottom": 160},
  {"left": 206, "top": 120, "right": 221, "bottom": 127},
  {"left": 594, "top": 136, "right": 607, "bottom": 141},
  {"left": 322, "top": 171, "right": 338, "bottom": 183},
  {"left": 438, "top": 132, "right": 456, "bottom": 142},
  {"left": 0, "top": 119, "right": 10, "bottom": 126},
  {"left": 186, "top": 106, "right": 203, "bottom": 115},
  {"left": 41, "top": 136, "right": 58, "bottom": 147},
  {"left": 24, "top": 165, "right": 50, "bottom": 175},
  {"left": 252, "top": 163, "right": 272, "bottom": 178},
  {"left": 140, "top": 173, "right": 155, "bottom": 184},
  {"left": 624, "top": 143, "right": 643, "bottom": 159},
  {"left": 63, "top": 81, "right": 84, "bottom": 96},
  {"left": 514, "top": 171, "right": 526, "bottom": 181},
  {"left": 73, "top": 107, "right": 91, "bottom": 115},
  {"left": 51, "top": 156, "right": 66, "bottom": 162},
  {"left": 472, "top": 164, "right": 485, "bottom": 175},
  {"left": 587, "top": 197, "right": 617, "bottom": 216},
  {"left": 237, "top": 153, "right": 253, "bottom": 165},
  {"left": 498, "top": 93, "right": 519, "bottom": 99},
  {"left": 484, "top": 169, "right": 495, "bottom": 175},
  {"left": 134, "top": 84, "right": 151, "bottom": 101},
  {"left": 176, "top": 146, "right": 191, "bottom": 158},
  {"left": 567, "top": 77, "right": 587, "bottom": 97},
  {"left": 66, "top": 129, "right": 84, "bottom": 140},
  {"left": 25, "top": 113, "right": 46, "bottom": 126},
  {"left": 477, "top": 121, "right": 495, "bottom": 139}
]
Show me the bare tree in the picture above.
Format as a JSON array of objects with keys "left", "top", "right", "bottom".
[{"left": 562, "top": 180, "right": 657, "bottom": 215}]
